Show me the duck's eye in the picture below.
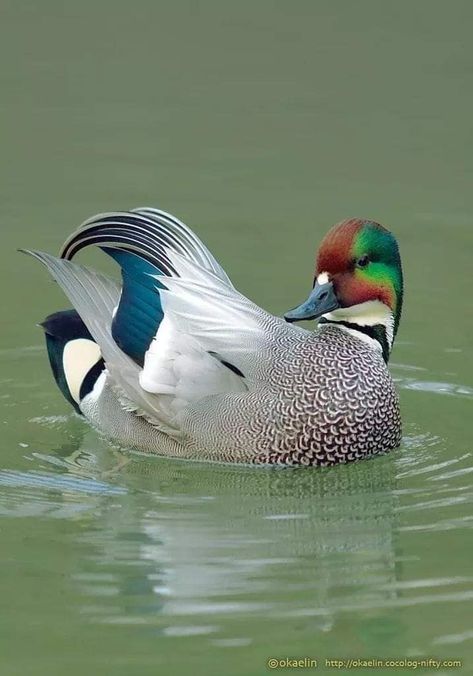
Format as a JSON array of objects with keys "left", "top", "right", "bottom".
[{"left": 356, "top": 254, "right": 370, "bottom": 268}]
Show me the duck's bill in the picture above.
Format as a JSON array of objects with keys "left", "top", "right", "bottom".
[{"left": 284, "top": 281, "right": 340, "bottom": 322}]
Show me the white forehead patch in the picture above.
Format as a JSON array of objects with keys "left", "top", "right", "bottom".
[
  {"left": 63, "top": 338, "right": 102, "bottom": 404},
  {"left": 316, "top": 272, "right": 329, "bottom": 285}
]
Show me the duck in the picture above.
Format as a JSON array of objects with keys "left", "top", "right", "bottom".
[{"left": 23, "top": 207, "right": 403, "bottom": 466}]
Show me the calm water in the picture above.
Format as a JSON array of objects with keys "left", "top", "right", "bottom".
[{"left": 1, "top": 2, "right": 472, "bottom": 674}]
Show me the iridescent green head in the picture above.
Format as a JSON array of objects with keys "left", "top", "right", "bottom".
[{"left": 285, "top": 219, "right": 404, "bottom": 360}]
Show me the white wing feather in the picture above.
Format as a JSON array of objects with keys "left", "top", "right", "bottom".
[{"left": 139, "top": 251, "right": 285, "bottom": 398}]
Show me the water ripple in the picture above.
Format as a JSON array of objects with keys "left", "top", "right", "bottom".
[
  {"left": 433, "top": 630, "right": 473, "bottom": 645},
  {"left": 392, "top": 362, "right": 473, "bottom": 399},
  {"left": 0, "top": 469, "right": 126, "bottom": 495}
]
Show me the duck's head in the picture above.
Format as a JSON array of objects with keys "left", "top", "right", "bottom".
[
  {"left": 284, "top": 218, "right": 403, "bottom": 361},
  {"left": 40, "top": 309, "right": 104, "bottom": 414}
]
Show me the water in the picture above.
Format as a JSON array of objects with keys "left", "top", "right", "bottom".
[{"left": 1, "top": 2, "right": 472, "bottom": 674}]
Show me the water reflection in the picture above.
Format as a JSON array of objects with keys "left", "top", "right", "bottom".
[{"left": 2, "top": 423, "right": 402, "bottom": 632}]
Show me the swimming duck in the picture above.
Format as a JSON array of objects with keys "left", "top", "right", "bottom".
[{"left": 24, "top": 207, "right": 403, "bottom": 466}]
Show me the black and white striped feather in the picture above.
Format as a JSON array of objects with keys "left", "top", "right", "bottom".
[{"left": 60, "top": 207, "right": 233, "bottom": 285}]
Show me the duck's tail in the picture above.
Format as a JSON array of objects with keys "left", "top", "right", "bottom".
[{"left": 22, "top": 206, "right": 278, "bottom": 433}]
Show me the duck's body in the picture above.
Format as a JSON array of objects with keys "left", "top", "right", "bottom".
[{"left": 26, "top": 208, "right": 403, "bottom": 466}]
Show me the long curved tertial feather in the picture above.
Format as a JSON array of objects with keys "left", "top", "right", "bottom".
[
  {"left": 60, "top": 207, "right": 232, "bottom": 284},
  {"left": 58, "top": 207, "right": 233, "bottom": 365}
]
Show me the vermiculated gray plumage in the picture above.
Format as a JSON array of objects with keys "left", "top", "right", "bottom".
[
  {"left": 149, "top": 322, "right": 401, "bottom": 466},
  {"left": 79, "top": 323, "right": 401, "bottom": 466}
]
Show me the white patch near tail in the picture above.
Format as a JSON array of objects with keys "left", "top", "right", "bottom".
[{"left": 62, "top": 338, "right": 102, "bottom": 404}]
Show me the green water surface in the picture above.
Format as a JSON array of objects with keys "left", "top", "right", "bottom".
[{"left": 1, "top": 2, "right": 472, "bottom": 675}]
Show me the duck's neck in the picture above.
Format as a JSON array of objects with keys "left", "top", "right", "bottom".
[{"left": 319, "top": 300, "right": 395, "bottom": 363}]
